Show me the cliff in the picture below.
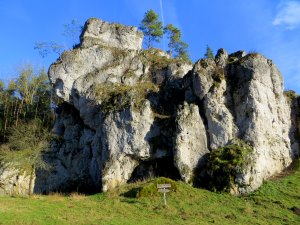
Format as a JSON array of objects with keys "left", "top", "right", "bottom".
[{"left": 1, "top": 18, "right": 299, "bottom": 195}]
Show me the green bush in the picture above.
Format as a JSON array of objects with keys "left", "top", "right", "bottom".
[
  {"left": 206, "top": 139, "right": 253, "bottom": 192},
  {"left": 211, "top": 65, "right": 225, "bottom": 89}
]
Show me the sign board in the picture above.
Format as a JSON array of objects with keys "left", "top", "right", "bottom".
[
  {"left": 157, "top": 184, "right": 171, "bottom": 189},
  {"left": 158, "top": 188, "right": 170, "bottom": 193},
  {"left": 157, "top": 183, "right": 171, "bottom": 207}
]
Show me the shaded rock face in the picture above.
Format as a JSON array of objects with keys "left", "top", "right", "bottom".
[
  {"left": 7, "top": 18, "right": 298, "bottom": 195},
  {"left": 292, "top": 97, "right": 300, "bottom": 156}
]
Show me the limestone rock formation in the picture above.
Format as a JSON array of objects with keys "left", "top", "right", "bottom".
[
  {"left": 1, "top": 18, "right": 299, "bottom": 195},
  {"left": 35, "top": 18, "right": 194, "bottom": 193},
  {"left": 192, "top": 53, "right": 299, "bottom": 193},
  {"left": 80, "top": 18, "right": 143, "bottom": 50},
  {"left": 39, "top": 18, "right": 300, "bottom": 194},
  {"left": 0, "top": 168, "right": 32, "bottom": 195},
  {"left": 174, "top": 102, "right": 209, "bottom": 183}
]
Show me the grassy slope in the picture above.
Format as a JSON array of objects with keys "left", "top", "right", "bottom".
[{"left": 0, "top": 162, "right": 299, "bottom": 225}]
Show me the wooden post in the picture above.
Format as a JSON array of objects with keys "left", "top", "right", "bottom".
[{"left": 157, "top": 184, "right": 171, "bottom": 207}]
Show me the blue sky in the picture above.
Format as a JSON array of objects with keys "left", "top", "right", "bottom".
[{"left": 0, "top": 0, "right": 299, "bottom": 93}]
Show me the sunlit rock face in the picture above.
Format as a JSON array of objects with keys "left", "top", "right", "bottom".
[
  {"left": 36, "top": 18, "right": 193, "bottom": 193},
  {"left": 0, "top": 168, "right": 32, "bottom": 196},
  {"left": 2, "top": 18, "right": 298, "bottom": 196},
  {"left": 192, "top": 52, "right": 299, "bottom": 193}
]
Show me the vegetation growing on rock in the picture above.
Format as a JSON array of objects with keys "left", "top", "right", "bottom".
[
  {"left": 206, "top": 139, "right": 253, "bottom": 192},
  {"left": 0, "top": 120, "right": 51, "bottom": 195},
  {"left": 1, "top": 15, "right": 298, "bottom": 197},
  {"left": 92, "top": 82, "right": 159, "bottom": 113},
  {"left": 284, "top": 90, "right": 298, "bottom": 101},
  {"left": 139, "top": 48, "right": 192, "bottom": 78}
]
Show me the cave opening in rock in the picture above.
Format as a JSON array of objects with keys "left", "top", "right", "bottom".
[{"left": 128, "top": 157, "right": 181, "bottom": 183}]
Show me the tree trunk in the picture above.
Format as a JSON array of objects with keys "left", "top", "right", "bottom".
[
  {"left": 148, "top": 36, "right": 151, "bottom": 49},
  {"left": 34, "top": 101, "right": 39, "bottom": 120},
  {"left": 16, "top": 99, "right": 24, "bottom": 126}
]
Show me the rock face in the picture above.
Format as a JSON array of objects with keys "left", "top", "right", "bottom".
[
  {"left": 80, "top": 18, "right": 143, "bottom": 50},
  {"left": 35, "top": 18, "right": 193, "bottom": 193},
  {"left": 2, "top": 18, "right": 299, "bottom": 195},
  {"left": 174, "top": 102, "right": 209, "bottom": 183},
  {"left": 0, "top": 168, "right": 32, "bottom": 195},
  {"left": 192, "top": 52, "right": 299, "bottom": 193}
]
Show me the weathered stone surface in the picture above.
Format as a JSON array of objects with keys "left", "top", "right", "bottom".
[
  {"left": 100, "top": 101, "right": 156, "bottom": 191},
  {"left": 215, "top": 48, "right": 228, "bottom": 68},
  {"left": 43, "top": 23, "right": 300, "bottom": 194},
  {"left": 2, "top": 18, "right": 299, "bottom": 195},
  {"left": 192, "top": 53, "right": 298, "bottom": 193},
  {"left": 80, "top": 18, "right": 143, "bottom": 50},
  {"left": 35, "top": 19, "right": 179, "bottom": 193},
  {"left": 174, "top": 102, "right": 209, "bottom": 183},
  {"left": 192, "top": 58, "right": 237, "bottom": 149},
  {"left": 229, "top": 54, "right": 294, "bottom": 193},
  {"left": 34, "top": 104, "right": 102, "bottom": 193},
  {"left": 167, "top": 62, "right": 193, "bottom": 80},
  {"left": 192, "top": 59, "right": 216, "bottom": 100},
  {"left": 0, "top": 168, "right": 31, "bottom": 195}
]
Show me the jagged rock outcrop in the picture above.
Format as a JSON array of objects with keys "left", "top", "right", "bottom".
[
  {"left": 80, "top": 18, "right": 143, "bottom": 50},
  {"left": 192, "top": 52, "right": 299, "bottom": 193},
  {"left": 38, "top": 18, "right": 300, "bottom": 194},
  {"left": 1, "top": 18, "right": 299, "bottom": 195},
  {"left": 174, "top": 102, "right": 209, "bottom": 183},
  {"left": 35, "top": 18, "right": 194, "bottom": 193}
]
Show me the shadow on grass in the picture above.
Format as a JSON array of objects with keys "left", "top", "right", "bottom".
[
  {"left": 121, "top": 187, "right": 141, "bottom": 198},
  {"left": 120, "top": 188, "right": 148, "bottom": 205}
]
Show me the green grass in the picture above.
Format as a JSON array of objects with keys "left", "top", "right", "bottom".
[{"left": 0, "top": 161, "right": 299, "bottom": 225}]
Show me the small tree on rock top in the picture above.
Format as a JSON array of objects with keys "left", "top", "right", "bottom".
[
  {"left": 139, "top": 9, "right": 163, "bottom": 49},
  {"left": 205, "top": 45, "right": 214, "bottom": 59},
  {"left": 164, "top": 24, "right": 190, "bottom": 62},
  {"left": 177, "top": 42, "right": 190, "bottom": 62}
]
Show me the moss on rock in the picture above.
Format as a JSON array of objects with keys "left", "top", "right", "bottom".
[{"left": 206, "top": 139, "right": 253, "bottom": 192}]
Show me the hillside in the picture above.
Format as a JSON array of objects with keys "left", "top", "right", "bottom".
[{"left": 0, "top": 160, "right": 299, "bottom": 224}]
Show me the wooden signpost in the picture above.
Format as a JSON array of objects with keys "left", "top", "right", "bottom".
[{"left": 157, "top": 183, "right": 171, "bottom": 207}]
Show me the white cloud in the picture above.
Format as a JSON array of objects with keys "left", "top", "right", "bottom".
[{"left": 273, "top": 1, "right": 300, "bottom": 29}]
